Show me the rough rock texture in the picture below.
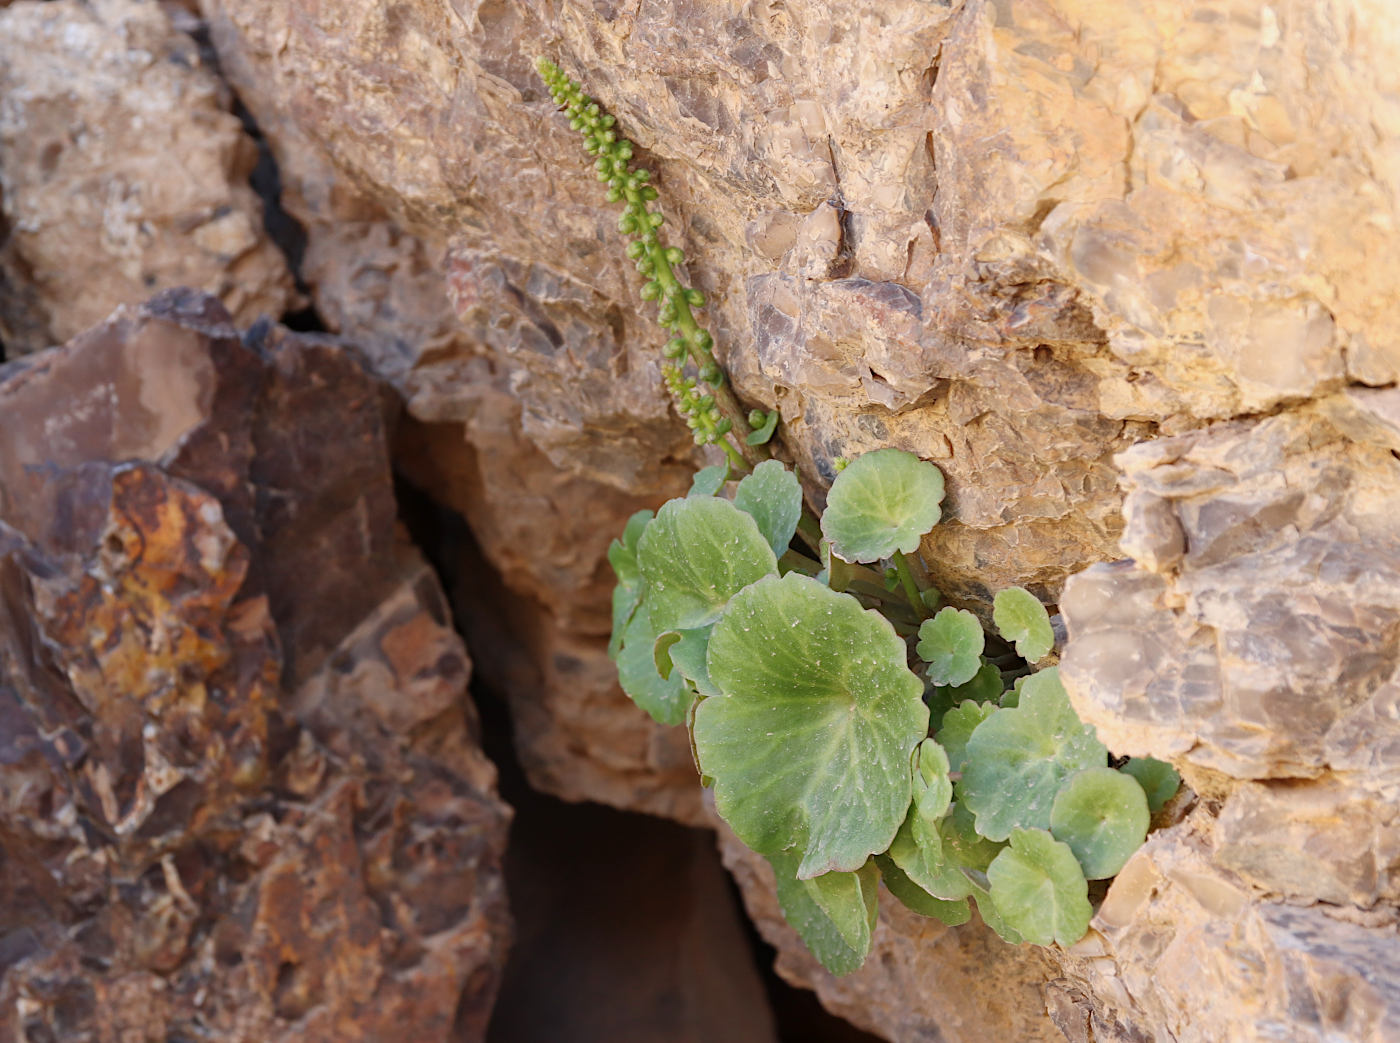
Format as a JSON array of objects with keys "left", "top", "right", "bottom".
[
  {"left": 0, "top": 0, "right": 295, "bottom": 355},
  {"left": 1051, "top": 402, "right": 1400, "bottom": 1041},
  {"left": 7, "top": 0, "right": 1400, "bottom": 1038},
  {"left": 0, "top": 292, "right": 510, "bottom": 1041},
  {"left": 191, "top": 0, "right": 701, "bottom": 815}
]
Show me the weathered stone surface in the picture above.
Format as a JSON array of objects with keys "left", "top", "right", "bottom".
[
  {"left": 1062, "top": 410, "right": 1400, "bottom": 783},
  {"left": 73, "top": 0, "right": 1400, "bottom": 1038},
  {"left": 0, "top": 0, "right": 295, "bottom": 355},
  {"left": 1055, "top": 403, "right": 1400, "bottom": 1040},
  {"left": 0, "top": 292, "right": 510, "bottom": 1042},
  {"left": 1054, "top": 826, "right": 1400, "bottom": 1043}
]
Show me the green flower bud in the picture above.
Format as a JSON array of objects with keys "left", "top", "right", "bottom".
[
  {"left": 626, "top": 240, "right": 645, "bottom": 259},
  {"left": 685, "top": 288, "right": 705, "bottom": 306},
  {"left": 664, "top": 247, "right": 685, "bottom": 264},
  {"left": 618, "top": 214, "right": 638, "bottom": 234},
  {"left": 716, "top": 418, "right": 733, "bottom": 435},
  {"left": 700, "top": 362, "right": 721, "bottom": 385},
  {"left": 641, "top": 186, "right": 659, "bottom": 201},
  {"left": 748, "top": 409, "right": 767, "bottom": 427},
  {"left": 648, "top": 211, "right": 665, "bottom": 228},
  {"left": 690, "top": 329, "right": 713, "bottom": 351},
  {"left": 664, "top": 338, "right": 687, "bottom": 359},
  {"left": 633, "top": 168, "right": 649, "bottom": 182},
  {"left": 640, "top": 281, "right": 661, "bottom": 301}
]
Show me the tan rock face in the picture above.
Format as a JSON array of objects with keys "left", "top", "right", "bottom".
[
  {"left": 0, "top": 292, "right": 510, "bottom": 1042},
  {"left": 0, "top": 0, "right": 295, "bottom": 354},
  {"left": 39, "top": 0, "right": 1400, "bottom": 1038}
]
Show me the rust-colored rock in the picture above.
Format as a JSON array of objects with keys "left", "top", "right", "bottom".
[{"left": 0, "top": 291, "right": 509, "bottom": 1042}]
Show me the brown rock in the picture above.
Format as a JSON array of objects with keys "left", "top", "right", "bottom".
[
  {"left": 178, "top": 0, "right": 1400, "bottom": 1037},
  {"left": 0, "top": 291, "right": 509, "bottom": 1042},
  {"left": 0, "top": 0, "right": 296, "bottom": 355}
]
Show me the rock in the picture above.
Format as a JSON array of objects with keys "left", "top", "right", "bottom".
[
  {"left": 130, "top": 0, "right": 1400, "bottom": 1037},
  {"left": 1055, "top": 827, "right": 1400, "bottom": 1043},
  {"left": 0, "top": 0, "right": 295, "bottom": 355},
  {"left": 0, "top": 291, "right": 510, "bottom": 1042},
  {"left": 1057, "top": 403, "right": 1400, "bottom": 1039},
  {"left": 1062, "top": 409, "right": 1400, "bottom": 784}
]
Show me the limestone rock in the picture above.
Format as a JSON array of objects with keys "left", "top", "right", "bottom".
[
  {"left": 1054, "top": 825, "right": 1400, "bottom": 1043},
  {"left": 0, "top": 0, "right": 295, "bottom": 355},
  {"left": 149, "top": 0, "right": 1400, "bottom": 1037},
  {"left": 1062, "top": 409, "right": 1400, "bottom": 783},
  {"left": 1057, "top": 404, "right": 1400, "bottom": 1040},
  {"left": 0, "top": 292, "right": 510, "bottom": 1042}
]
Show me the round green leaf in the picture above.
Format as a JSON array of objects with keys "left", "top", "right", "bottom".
[
  {"left": 992, "top": 587, "right": 1054, "bottom": 662},
  {"left": 917, "top": 607, "right": 985, "bottom": 686},
  {"left": 935, "top": 699, "right": 997, "bottom": 775},
  {"left": 688, "top": 463, "right": 729, "bottom": 497},
  {"left": 638, "top": 496, "right": 777, "bottom": 632},
  {"left": 1050, "top": 767, "right": 1150, "bottom": 879},
  {"left": 887, "top": 809, "right": 967, "bottom": 900},
  {"left": 960, "top": 668, "right": 1108, "bottom": 842},
  {"left": 913, "top": 739, "right": 953, "bottom": 823},
  {"left": 664, "top": 625, "right": 719, "bottom": 698},
  {"left": 697, "top": 573, "right": 929, "bottom": 878},
  {"left": 617, "top": 604, "right": 692, "bottom": 725},
  {"left": 875, "top": 853, "right": 972, "bottom": 925},
  {"left": 986, "top": 828, "right": 1091, "bottom": 947},
  {"left": 734, "top": 459, "right": 803, "bottom": 557},
  {"left": 821, "top": 449, "right": 945, "bottom": 564},
  {"left": 965, "top": 878, "right": 1024, "bottom": 946},
  {"left": 927, "top": 660, "right": 1004, "bottom": 727},
  {"left": 607, "top": 509, "right": 653, "bottom": 659},
  {"left": 768, "top": 851, "right": 876, "bottom": 977},
  {"left": 1121, "top": 757, "right": 1182, "bottom": 814},
  {"left": 941, "top": 801, "right": 1005, "bottom": 874}
]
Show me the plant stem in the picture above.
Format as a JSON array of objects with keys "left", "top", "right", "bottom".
[
  {"left": 795, "top": 510, "right": 822, "bottom": 554},
  {"left": 778, "top": 549, "right": 822, "bottom": 576},
  {"left": 892, "top": 551, "right": 927, "bottom": 620}
]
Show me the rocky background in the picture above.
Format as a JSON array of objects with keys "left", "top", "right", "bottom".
[{"left": 1, "top": 0, "right": 1398, "bottom": 1040}]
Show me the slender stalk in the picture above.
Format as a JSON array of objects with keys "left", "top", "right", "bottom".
[
  {"left": 779, "top": 549, "right": 822, "bottom": 576},
  {"left": 892, "top": 551, "right": 927, "bottom": 621},
  {"left": 795, "top": 510, "right": 822, "bottom": 554}
]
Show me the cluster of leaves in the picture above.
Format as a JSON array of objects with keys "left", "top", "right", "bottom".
[
  {"left": 538, "top": 57, "right": 1180, "bottom": 975},
  {"left": 609, "top": 450, "right": 1180, "bottom": 973}
]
